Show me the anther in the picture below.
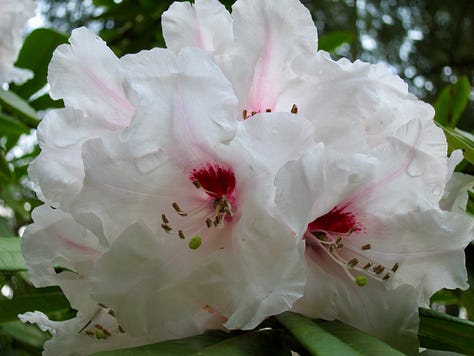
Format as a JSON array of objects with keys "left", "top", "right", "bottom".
[
  {"left": 373, "top": 265, "right": 385, "bottom": 274},
  {"left": 118, "top": 325, "right": 125, "bottom": 333},
  {"left": 85, "top": 330, "right": 94, "bottom": 337},
  {"left": 205, "top": 218, "right": 213, "bottom": 228},
  {"left": 391, "top": 263, "right": 399, "bottom": 272},
  {"left": 192, "top": 180, "right": 202, "bottom": 189},
  {"left": 161, "top": 223, "right": 172, "bottom": 233},
  {"left": 251, "top": 111, "right": 257, "bottom": 116},
  {"left": 291, "top": 104, "right": 298, "bottom": 114},
  {"left": 361, "top": 244, "right": 371, "bottom": 250},
  {"left": 348, "top": 258, "right": 358, "bottom": 267},
  {"left": 362, "top": 262, "right": 372, "bottom": 270},
  {"left": 94, "top": 324, "right": 105, "bottom": 331},
  {"left": 242, "top": 109, "right": 247, "bottom": 119},
  {"left": 214, "top": 215, "right": 222, "bottom": 227},
  {"left": 178, "top": 230, "right": 186, "bottom": 239},
  {"left": 335, "top": 237, "right": 342, "bottom": 245},
  {"left": 172, "top": 202, "right": 187, "bottom": 216},
  {"left": 161, "top": 214, "right": 169, "bottom": 224},
  {"left": 336, "top": 243, "right": 344, "bottom": 249},
  {"left": 266, "top": 108, "right": 272, "bottom": 112},
  {"left": 383, "top": 273, "right": 391, "bottom": 281},
  {"left": 98, "top": 303, "right": 108, "bottom": 309}
]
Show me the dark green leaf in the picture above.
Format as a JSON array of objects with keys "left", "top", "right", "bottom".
[
  {"left": 29, "top": 94, "right": 64, "bottom": 111},
  {"left": 0, "top": 288, "right": 71, "bottom": 324},
  {"left": 1, "top": 320, "right": 50, "bottom": 348},
  {"left": 11, "top": 28, "right": 68, "bottom": 99},
  {"left": 419, "top": 307, "right": 474, "bottom": 354},
  {"left": 430, "top": 289, "right": 459, "bottom": 305},
  {"left": 0, "top": 237, "right": 26, "bottom": 271},
  {"left": 92, "top": 330, "right": 234, "bottom": 355},
  {"left": 434, "top": 76, "right": 471, "bottom": 128},
  {"left": 318, "top": 31, "right": 354, "bottom": 53},
  {"left": 276, "top": 312, "right": 360, "bottom": 355},
  {"left": 317, "top": 320, "right": 403, "bottom": 355},
  {"left": 0, "top": 112, "right": 30, "bottom": 135},
  {"left": 0, "top": 89, "right": 38, "bottom": 127}
]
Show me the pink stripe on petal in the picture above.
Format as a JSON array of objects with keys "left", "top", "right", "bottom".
[{"left": 57, "top": 235, "right": 101, "bottom": 256}]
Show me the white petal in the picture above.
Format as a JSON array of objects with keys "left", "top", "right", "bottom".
[
  {"left": 293, "top": 252, "right": 420, "bottom": 354},
  {"left": 0, "top": 0, "right": 35, "bottom": 84},
  {"left": 162, "top": 0, "right": 232, "bottom": 52},
  {"left": 440, "top": 172, "right": 474, "bottom": 213},
  {"left": 228, "top": 0, "right": 317, "bottom": 113},
  {"left": 121, "top": 47, "right": 237, "bottom": 163},
  {"left": 48, "top": 27, "right": 133, "bottom": 128}
]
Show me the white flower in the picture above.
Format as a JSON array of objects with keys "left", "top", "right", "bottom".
[
  {"left": 28, "top": 27, "right": 135, "bottom": 209},
  {"left": 0, "top": 0, "right": 35, "bottom": 84},
  {"left": 70, "top": 46, "right": 313, "bottom": 333}
]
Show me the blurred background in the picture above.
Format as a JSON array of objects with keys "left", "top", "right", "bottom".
[{"left": 0, "top": 0, "right": 473, "bottom": 354}]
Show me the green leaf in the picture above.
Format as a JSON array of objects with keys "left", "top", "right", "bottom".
[
  {"left": 434, "top": 76, "right": 471, "bottom": 128},
  {"left": 29, "top": 93, "right": 64, "bottom": 111},
  {"left": 418, "top": 307, "right": 474, "bottom": 354},
  {"left": 317, "top": 320, "right": 403, "bottom": 355},
  {"left": 0, "top": 112, "right": 30, "bottom": 135},
  {"left": 0, "top": 89, "right": 38, "bottom": 127},
  {"left": 11, "top": 28, "right": 68, "bottom": 99},
  {"left": 276, "top": 312, "right": 360, "bottom": 355},
  {"left": 92, "top": 330, "right": 234, "bottom": 355},
  {"left": 0, "top": 287, "right": 71, "bottom": 324},
  {"left": 436, "top": 123, "right": 474, "bottom": 165},
  {"left": 0, "top": 237, "right": 26, "bottom": 271},
  {"left": 92, "top": 329, "right": 292, "bottom": 356},
  {"left": 1, "top": 320, "right": 50, "bottom": 348},
  {"left": 318, "top": 31, "right": 354, "bottom": 53}
]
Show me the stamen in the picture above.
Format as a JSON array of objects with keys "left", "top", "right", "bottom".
[
  {"left": 161, "top": 223, "right": 172, "bottom": 233},
  {"left": 172, "top": 202, "right": 188, "bottom": 216},
  {"left": 107, "top": 309, "right": 115, "bottom": 317},
  {"left": 85, "top": 330, "right": 94, "bottom": 337},
  {"left": 205, "top": 218, "right": 213, "bottom": 228},
  {"left": 266, "top": 108, "right": 272, "bottom": 112},
  {"left": 242, "top": 109, "right": 247, "bottom": 119},
  {"left": 361, "top": 244, "right": 371, "bottom": 250},
  {"left": 192, "top": 180, "right": 202, "bottom": 189},
  {"left": 362, "top": 262, "right": 372, "bottom": 270},
  {"left": 373, "top": 265, "right": 385, "bottom": 274},
  {"left": 118, "top": 325, "right": 125, "bottom": 333},
  {"left": 391, "top": 262, "right": 399, "bottom": 272},
  {"left": 214, "top": 214, "right": 222, "bottom": 227},
  {"left": 348, "top": 258, "right": 358, "bottom": 267},
  {"left": 178, "top": 230, "right": 186, "bottom": 239},
  {"left": 161, "top": 214, "right": 169, "bottom": 224},
  {"left": 291, "top": 104, "right": 298, "bottom": 114},
  {"left": 251, "top": 111, "right": 257, "bottom": 116},
  {"left": 383, "top": 273, "right": 391, "bottom": 281}
]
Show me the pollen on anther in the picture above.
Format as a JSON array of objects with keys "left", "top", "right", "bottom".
[
  {"left": 291, "top": 104, "right": 298, "bottom": 114},
  {"left": 383, "top": 273, "right": 391, "bottom": 281},
  {"left": 373, "top": 265, "right": 385, "bottom": 274},
  {"left": 206, "top": 218, "right": 213, "bottom": 228},
  {"left": 348, "top": 258, "right": 358, "bottom": 267},
  {"left": 361, "top": 244, "right": 371, "bottom": 250},
  {"left": 161, "top": 214, "right": 169, "bottom": 224},
  {"left": 193, "top": 180, "right": 202, "bottom": 189},
  {"left": 266, "top": 108, "right": 272, "bottom": 112},
  {"left": 172, "top": 202, "right": 187, "bottom": 216},
  {"left": 161, "top": 223, "right": 172, "bottom": 233},
  {"left": 178, "top": 230, "right": 186, "bottom": 239},
  {"left": 391, "top": 263, "right": 399, "bottom": 272},
  {"left": 242, "top": 109, "right": 248, "bottom": 119},
  {"left": 362, "top": 262, "right": 372, "bottom": 270}
]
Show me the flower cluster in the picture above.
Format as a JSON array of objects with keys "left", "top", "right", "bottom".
[
  {"left": 21, "top": 0, "right": 473, "bottom": 354},
  {"left": 0, "top": 0, "right": 35, "bottom": 84}
]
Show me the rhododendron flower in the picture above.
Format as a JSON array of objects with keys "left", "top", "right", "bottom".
[
  {"left": 0, "top": 0, "right": 35, "bottom": 84},
  {"left": 70, "top": 46, "right": 314, "bottom": 333}
]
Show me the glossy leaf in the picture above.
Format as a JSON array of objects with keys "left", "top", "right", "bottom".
[
  {"left": 0, "top": 237, "right": 26, "bottom": 271},
  {"left": 318, "top": 31, "right": 354, "bottom": 53},
  {"left": 0, "top": 287, "right": 70, "bottom": 324},
  {"left": 437, "top": 124, "right": 474, "bottom": 165},
  {"left": 0, "top": 112, "right": 30, "bottom": 135},
  {"left": 276, "top": 312, "right": 360, "bottom": 355},
  {"left": 11, "top": 28, "right": 68, "bottom": 99},
  {"left": 434, "top": 77, "right": 471, "bottom": 128},
  {"left": 317, "top": 320, "right": 403, "bottom": 355},
  {"left": 1, "top": 320, "right": 50, "bottom": 348},
  {"left": 0, "top": 89, "right": 38, "bottom": 127},
  {"left": 418, "top": 307, "right": 474, "bottom": 354}
]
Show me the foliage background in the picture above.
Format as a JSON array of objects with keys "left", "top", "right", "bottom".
[{"left": 0, "top": 0, "right": 473, "bottom": 354}]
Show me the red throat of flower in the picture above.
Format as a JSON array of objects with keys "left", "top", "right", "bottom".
[
  {"left": 308, "top": 205, "right": 360, "bottom": 235},
  {"left": 190, "top": 164, "right": 236, "bottom": 201}
]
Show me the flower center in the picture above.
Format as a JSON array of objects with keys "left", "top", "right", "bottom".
[
  {"left": 160, "top": 163, "right": 237, "bottom": 246},
  {"left": 305, "top": 205, "right": 398, "bottom": 287}
]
